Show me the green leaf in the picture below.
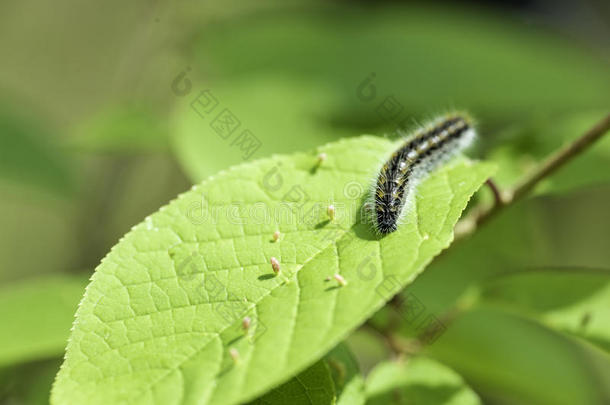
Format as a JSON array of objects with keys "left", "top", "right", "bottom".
[
  {"left": 51, "top": 135, "right": 494, "bottom": 405},
  {"left": 393, "top": 201, "right": 546, "bottom": 339},
  {"left": 480, "top": 267, "right": 610, "bottom": 354},
  {"left": 0, "top": 187, "right": 79, "bottom": 283},
  {"left": 343, "top": 329, "right": 391, "bottom": 375},
  {"left": 248, "top": 359, "right": 335, "bottom": 405},
  {"left": 70, "top": 105, "right": 170, "bottom": 153},
  {"left": 428, "top": 307, "right": 610, "bottom": 405},
  {"left": 247, "top": 343, "right": 363, "bottom": 405},
  {"left": 171, "top": 77, "right": 351, "bottom": 182},
  {"left": 325, "top": 344, "right": 365, "bottom": 405},
  {"left": 193, "top": 5, "right": 610, "bottom": 123},
  {"left": 365, "top": 357, "right": 481, "bottom": 405},
  {"left": 0, "top": 108, "right": 74, "bottom": 195},
  {"left": 0, "top": 358, "right": 63, "bottom": 405},
  {"left": 0, "top": 275, "right": 87, "bottom": 367}
]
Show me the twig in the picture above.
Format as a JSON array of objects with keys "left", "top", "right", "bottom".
[
  {"left": 485, "top": 178, "right": 504, "bottom": 208},
  {"left": 364, "top": 114, "right": 610, "bottom": 356},
  {"left": 362, "top": 322, "right": 410, "bottom": 356},
  {"left": 455, "top": 113, "right": 610, "bottom": 239}
]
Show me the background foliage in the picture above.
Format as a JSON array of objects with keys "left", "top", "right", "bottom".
[{"left": 1, "top": 0, "right": 609, "bottom": 404}]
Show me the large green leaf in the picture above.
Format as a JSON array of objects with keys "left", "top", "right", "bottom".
[
  {"left": 171, "top": 76, "right": 351, "bottom": 182},
  {"left": 192, "top": 5, "right": 610, "bottom": 124},
  {"left": 0, "top": 275, "right": 87, "bottom": 367},
  {"left": 480, "top": 267, "right": 610, "bottom": 354},
  {"left": 365, "top": 357, "right": 481, "bottom": 405},
  {"left": 175, "top": 3, "right": 610, "bottom": 183},
  {"left": 51, "top": 135, "right": 494, "bottom": 404}
]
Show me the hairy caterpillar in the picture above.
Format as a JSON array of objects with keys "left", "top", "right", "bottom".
[{"left": 370, "top": 113, "right": 476, "bottom": 234}]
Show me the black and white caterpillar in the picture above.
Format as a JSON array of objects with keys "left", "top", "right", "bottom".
[{"left": 370, "top": 113, "right": 476, "bottom": 234}]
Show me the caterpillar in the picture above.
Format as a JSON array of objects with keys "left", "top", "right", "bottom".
[{"left": 370, "top": 113, "right": 476, "bottom": 234}]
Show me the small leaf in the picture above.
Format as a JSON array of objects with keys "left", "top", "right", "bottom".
[
  {"left": 70, "top": 105, "right": 169, "bottom": 153},
  {"left": 51, "top": 135, "right": 494, "bottom": 405},
  {"left": 325, "top": 344, "right": 365, "bottom": 405},
  {"left": 428, "top": 307, "right": 610, "bottom": 405},
  {"left": 365, "top": 357, "right": 481, "bottom": 405},
  {"left": 480, "top": 267, "right": 610, "bottom": 354},
  {"left": 247, "top": 343, "right": 363, "bottom": 404},
  {"left": 248, "top": 359, "right": 335, "bottom": 405}
]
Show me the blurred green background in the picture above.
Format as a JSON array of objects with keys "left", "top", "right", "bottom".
[{"left": 1, "top": 0, "right": 609, "bottom": 404}]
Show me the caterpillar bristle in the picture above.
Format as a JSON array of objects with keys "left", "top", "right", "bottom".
[{"left": 369, "top": 112, "right": 476, "bottom": 235}]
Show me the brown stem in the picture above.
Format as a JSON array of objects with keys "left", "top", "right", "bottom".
[{"left": 456, "top": 113, "right": 610, "bottom": 239}]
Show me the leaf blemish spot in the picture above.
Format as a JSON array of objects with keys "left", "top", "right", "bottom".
[
  {"left": 270, "top": 257, "right": 281, "bottom": 275},
  {"left": 229, "top": 348, "right": 240, "bottom": 364},
  {"left": 242, "top": 316, "right": 251, "bottom": 331},
  {"left": 333, "top": 274, "right": 347, "bottom": 287},
  {"left": 327, "top": 205, "right": 336, "bottom": 221}
]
